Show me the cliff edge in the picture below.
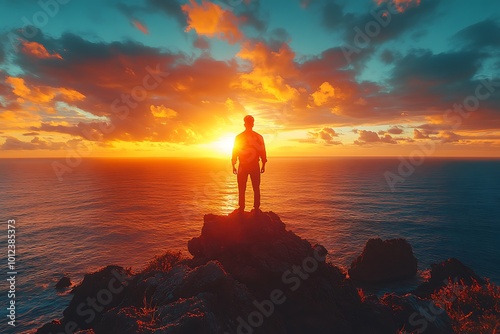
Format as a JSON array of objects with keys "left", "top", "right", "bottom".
[{"left": 37, "top": 211, "right": 496, "bottom": 334}]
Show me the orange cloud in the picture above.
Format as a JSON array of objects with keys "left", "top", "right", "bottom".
[
  {"left": 237, "top": 42, "right": 299, "bottom": 102},
  {"left": 6, "top": 77, "right": 31, "bottom": 98},
  {"left": 132, "top": 19, "right": 149, "bottom": 34},
  {"left": 6, "top": 77, "right": 85, "bottom": 106},
  {"left": 376, "top": 0, "right": 421, "bottom": 12},
  {"left": 151, "top": 105, "right": 177, "bottom": 119},
  {"left": 311, "top": 82, "right": 335, "bottom": 106},
  {"left": 58, "top": 88, "right": 86, "bottom": 102},
  {"left": 181, "top": 0, "right": 242, "bottom": 43},
  {"left": 6, "top": 76, "right": 56, "bottom": 104},
  {"left": 21, "top": 41, "right": 62, "bottom": 59}
]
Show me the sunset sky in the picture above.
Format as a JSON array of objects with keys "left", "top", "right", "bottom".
[{"left": 0, "top": 0, "right": 499, "bottom": 158}]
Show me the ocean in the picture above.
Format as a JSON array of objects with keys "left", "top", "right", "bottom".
[{"left": 0, "top": 157, "right": 499, "bottom": 333}]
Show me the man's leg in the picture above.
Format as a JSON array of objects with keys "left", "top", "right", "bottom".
[
  {"left": 249, "top": 165, "right": 261, "bottom": 209},
  {"left": 237, "top": 167, "right": 248, "bottom": 210}
]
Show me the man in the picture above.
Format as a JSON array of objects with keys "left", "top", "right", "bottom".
[{"left": 232, "top": 115, "right": 267, "bottom": 212}]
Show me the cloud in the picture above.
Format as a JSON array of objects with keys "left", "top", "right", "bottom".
[
  {"left": 12, "top": 26, "right": 492, "bottom": 148},
  {"left": 147, "top": 0, "right": 187, "bottom": 26},
  {"left": 132, "top": 19, "right": 149, "bottom": 34},
  {"left": 2, "top": 11, "right": 499, "bottom": 154},
  {"left": 6, "top": 77, "right": 31, "bottom": 98},
  {"left": 181, "top": 0, "right": 243, "bottom": 43},
  {"left": 375, "top": 0, "right": 421, "bottom": 13},
  {"left": 322, "top": 0, "right": 442, "bottom": 59},
  {"left": 0, "top": 136, "right": 67, "bottom": 150},
  {"left": 237, "top": 41, "right": 299, "bottom": 102},
  {"left": 237, "top": 0, "right": 267, "bottom": 32},
  {"left": 387, "top": 126, "right": 403, "bottom": 134},
  {"left": 150, "top": 105, "right": 177, "bottom": 119},
  {"left": 311, "top": 82, "right": 335, "bottom": 106},
  {"left": 193, "top": 36, "right": 210, "bottom": 49},
  {"left": 6, "top": 32, "right": 247, "bottom": 144},
  {"left": 356, "top": 130, "right": 380, "bottom": 143},
  {"left": 390, "top": 49, "right": 482, "bottom": 85},
  {"left": 382, "top": 48, "right": 498, "bottom": 121},
  {"left": 380, "top": 134, "right": 397, "bottom": 144},
  {"left": 21, "top": 41, "right": 62, "bottom": 59},
  {"left": 321, "top": 1, "right": 356, "bottom": 32},
  {"left": 439, "top": 131, "right": 462, "bottom": 143},
  {"left": 453, "top": 19, "right": 500, "bottom": 51},
  {"left": 307, "top": 127, "right": 342, "bottom": 145},
  {"left": 6, "top": 76, "right": 85, "bottom": 106},
  {"left": 300, "top": 0, "right": 316, "bottom": 8},
  {"left": 354, "top": 130, "right": 397, "bottom": 145},
  {"left": 413, "top": 129, "right": 429, "bottom": 139},
  {"left": 115, "top": 2, "right": 153, "bottom": 35},
  {"left": 380, "top": 49, "right": 399, "bottom": 64}
]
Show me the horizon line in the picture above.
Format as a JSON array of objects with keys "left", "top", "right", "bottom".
[{"left": 1, "top": 155, "right": 500, "bottom": 160}]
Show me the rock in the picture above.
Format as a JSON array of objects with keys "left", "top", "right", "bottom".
[
  {"left": 413, "top": 257, "right": 485, "bottom": 298},
  {"left": 37, "top": 266, "right": 132, "bottom": 334},
  {"left": 348, "top": 238, "right": 418, "bottom": 283},
  {"left": 40, "top": 212, "right": 492, "bottom": 334},
  {"left": 55, "top": 276, "right": 71, "bottom": 289},
  {"left": 36, "top": 320, "right": 62, "bottom": 334},
  {"left": 38, "top": 212, "right": 371, "bottom": 334},
  {"left": 187, "top": 211, "right": 364, "bottom": 333},
  {"left": 359, "top": 295, "right": 399, "bottom": 333},
  {"left": 381, "top": 293, "right": 454, "bottom": 334}
]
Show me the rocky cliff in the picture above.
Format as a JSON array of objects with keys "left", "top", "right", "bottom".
[{"left": 37, "top": 211, "right": 494, "bottom": 334}]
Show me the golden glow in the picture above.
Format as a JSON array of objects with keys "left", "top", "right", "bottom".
[{"left": 209, "top": 133, "right": 236, "bottom": 156}]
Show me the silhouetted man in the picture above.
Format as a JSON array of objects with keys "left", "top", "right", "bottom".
[{"left": 232, "top": 115, "right": 267, "bottom": 212}]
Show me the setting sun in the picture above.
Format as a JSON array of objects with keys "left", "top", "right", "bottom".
[{"left": 209, "top": 134, "right": 236, "bottom": 156}]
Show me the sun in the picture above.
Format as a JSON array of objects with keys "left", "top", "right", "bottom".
[{"left": 210, "top": 133, "right": 236, "bottom": 156}]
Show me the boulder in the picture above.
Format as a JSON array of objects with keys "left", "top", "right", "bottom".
[
  {"left": 413, "top": 257, "right": 485, "bottom": 298},
  {"left": 37, "top": 266, "right": 132, "bottom": 334},
  {"left": 349, "top": 238, "right": 418, "bottom": 283},
  {"left": 55, "top": 276, "right": 71, "bottom": 289}
]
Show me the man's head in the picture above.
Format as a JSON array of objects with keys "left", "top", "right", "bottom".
[{"left": 244, "top": 115, "right": 254, "bottom": 130}]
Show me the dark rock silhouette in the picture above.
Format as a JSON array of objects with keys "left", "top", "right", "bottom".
[
  {"left": 348, "top": 238, "right": 418, "bottom": 283},
  {"left": 38, "top": 266, "right": 132, "bottom": 333},
  {"left": 189, "top": 211, "right": 364, "bottom": 333},
  {"left": 413, "top": 257, "right": 485, "bottom": 298},
  {"left": 55, "top": 276, "right": 72, "bottom": 289},
  {"left": 36, "top": 211, "right": 488, "bottom": 334}
]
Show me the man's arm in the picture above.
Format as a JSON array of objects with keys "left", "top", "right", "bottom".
[
  {"left": 231, "top": 136, "right": 238, "bottom": 174},
  {"left": 260, "top": 134, "right": 267, "bottom": 173}
]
